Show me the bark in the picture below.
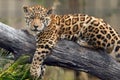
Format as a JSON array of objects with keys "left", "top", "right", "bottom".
[{"left": 0, "top": 22, "right": 120, "bottom": 80}]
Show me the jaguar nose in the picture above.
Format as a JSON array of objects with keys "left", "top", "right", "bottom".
[{"left": 34, "top": 25, "right": 38, "bottom": 29}]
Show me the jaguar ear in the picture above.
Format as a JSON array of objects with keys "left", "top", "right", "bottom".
[
  {"left": 23, "top": 6, "right": 28, "bottom": 13},
  {"left": 47, "top": 8, "right": 53, "bottom": 15}
]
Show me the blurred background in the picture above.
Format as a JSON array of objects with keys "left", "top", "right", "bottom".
[{"left": 0, "top": 0, "right": 120, "bottom": 80}]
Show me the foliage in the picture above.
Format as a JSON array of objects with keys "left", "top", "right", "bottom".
[{"left": 0, "top": 49, "right": 31, "bottom": 80}]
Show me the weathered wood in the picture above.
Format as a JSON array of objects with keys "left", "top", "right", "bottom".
[
  {"left": 0, "top": 22, "right": 36, "bottom": 60},
  {"left": 0, "top": 22, "right": 120, "bottom": 80}
]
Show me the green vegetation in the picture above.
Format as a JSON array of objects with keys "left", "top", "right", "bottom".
[
  {"left": 0, "top": 48, "right": 76, "bottom": 80},
  {"left": 0, "top": 49, "right": 31, "bottom": 80}
]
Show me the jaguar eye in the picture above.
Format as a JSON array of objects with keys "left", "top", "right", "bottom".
[
  {"left": 30, "top": 16, "right": 34, "bottom": 19},
  {"left": 40, "top": 17, "right": 44, "bottom": 20}
]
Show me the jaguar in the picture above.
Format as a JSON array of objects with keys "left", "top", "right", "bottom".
[{"left": 23, "top": 5, "right": 120, "bottom": 79}]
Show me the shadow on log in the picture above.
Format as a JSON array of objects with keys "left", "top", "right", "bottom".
[{"left": 0, "top": 22, "right": 120, "bottom": 80}]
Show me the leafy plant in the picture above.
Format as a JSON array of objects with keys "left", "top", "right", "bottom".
[{"left": 0, "top": 48, "right": 31, "bottom": 80}]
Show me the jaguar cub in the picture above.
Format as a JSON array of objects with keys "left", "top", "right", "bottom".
[{"left": 23, "top": 5, "right": 120, "bottom": 79}]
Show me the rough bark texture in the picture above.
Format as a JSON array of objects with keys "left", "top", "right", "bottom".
[{"left": 0, "top": 22, "right": 120, "bottom": 80}]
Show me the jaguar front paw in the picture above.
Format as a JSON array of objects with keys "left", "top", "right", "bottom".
[
  {"left": 30, "top": 65, "right": 42, "bottom": 80},
  {"left": 30, "top": 64, "right": 46, "bottom": 80}
]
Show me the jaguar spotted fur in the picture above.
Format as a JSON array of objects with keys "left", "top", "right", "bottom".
[{"left": 23, "top": 5, "right": 120, "bottom": 79}]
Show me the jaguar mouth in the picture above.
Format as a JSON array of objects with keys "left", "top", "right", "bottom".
[
  {"left": 31, "top": 29, "right": 42, "bottom": 33},
  {"left": 31, "top": 28, "right": 37, "bottom": 31}
]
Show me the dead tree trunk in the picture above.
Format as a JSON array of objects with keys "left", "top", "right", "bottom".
[{"left": 0, "top": 22, "right": 120, "bottom": 80}]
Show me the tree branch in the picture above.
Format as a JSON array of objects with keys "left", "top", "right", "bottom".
[{"left": 0, "top": 22, "right": 120, "bottom": 80}]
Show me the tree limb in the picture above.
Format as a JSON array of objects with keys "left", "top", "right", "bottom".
[{"left": 0, "top": 22, "right": 120, "bottom": 80}]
